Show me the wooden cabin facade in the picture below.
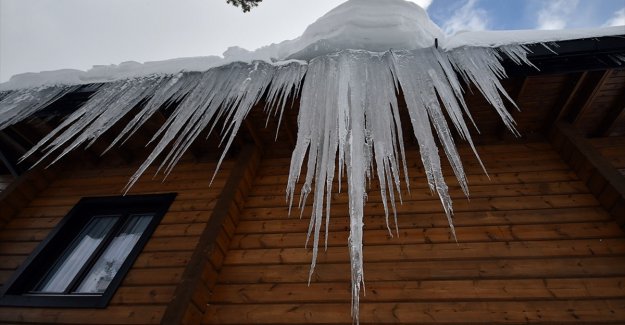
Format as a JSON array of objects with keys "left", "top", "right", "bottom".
[{"left": 0, "top": 37, "right": 624, "bottom": 324}]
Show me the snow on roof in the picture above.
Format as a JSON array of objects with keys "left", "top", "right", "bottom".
[
  {"left": 442, "top": 25, "right": 625, "bottom": 49},
  {"left": 1, "top": 0, "right": 623, "bottom": 91}
]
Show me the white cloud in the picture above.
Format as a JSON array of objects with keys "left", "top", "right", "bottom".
[
  {"left": 408, "top": 0, "right": 433, "bottom": 9},
  {"left": 604, "top": 7, "right": 625, "bottom": 27},
  {"left": 536, "top": 0, "right": 579, "bottom": 30},
  {"left": 442, "top": 0, "right": 488, "bottom": 35}
]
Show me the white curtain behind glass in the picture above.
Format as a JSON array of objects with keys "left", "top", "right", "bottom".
[
  {"left": 36, "top": 216, "right": 118, "bottom": 293},
  {"left": 76, "top": 215, "right": 153, "bottom": 293}
]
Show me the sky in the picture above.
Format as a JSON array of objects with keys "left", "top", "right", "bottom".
[{"left": 0, "top": 0, "right": 624, "bottom": 82}]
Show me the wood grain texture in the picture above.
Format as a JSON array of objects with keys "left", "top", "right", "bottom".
[
  {"left": 203, "top": 141, "right": 625, "bottom": 324},
  {"left": 0, "top": 159, "right": 233, "bottom": 324}
]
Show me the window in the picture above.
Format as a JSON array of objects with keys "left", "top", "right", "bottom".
[{"left": 0, "top": 193, "right": 176, "bottom": 308}]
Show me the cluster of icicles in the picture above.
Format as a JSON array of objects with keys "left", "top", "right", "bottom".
[{"left": 0, "top": 45, "right": 535, "bottom": 323}]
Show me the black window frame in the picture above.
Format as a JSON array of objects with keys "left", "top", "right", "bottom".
[{"left": 0, "top": 193, "right": 176, "bottom": 308}]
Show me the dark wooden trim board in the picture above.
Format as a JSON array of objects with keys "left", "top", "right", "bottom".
[{"left": 160, "top": 144, "right": 261, "bottom": 325}]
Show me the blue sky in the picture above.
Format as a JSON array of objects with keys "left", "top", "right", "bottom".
[
  {"left": 1, "top": 0, "right": 624, "bottom": 82},
  {"left": 427, "top": 0, "right": 625, "bottom": 34}
]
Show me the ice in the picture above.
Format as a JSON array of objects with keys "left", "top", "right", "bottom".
[
  {"left": 20, "top": 76, "right": 171, "bottom": 167},
  {"left": 284, "top": 45, "right": 531, "bottom": 323},
  {"left": 2, "top": 43, "right": 536, "bottom": 324},
  {"left": 0, "top": 85, "right": 79, "bottom": 129},
  {"left": 125, "top": 60, "right": 307, "bottom": 191}
]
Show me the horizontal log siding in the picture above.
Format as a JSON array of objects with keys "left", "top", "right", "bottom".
[
  {"left": 0, "top": 160, "right": 234, "bottom": 324},
  {"left": 203, "top": 141, "right": 625, "bottom": 324}
]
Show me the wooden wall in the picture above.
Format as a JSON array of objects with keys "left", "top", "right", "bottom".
[
  {"left": 589, "top": 136, "right": 625, "bottom": 175},
  {"left": 0, "top": 159, "right": 234, "bottom": 324},
  {"left": 551, "top": 123, "right": 625, "bottom": 230},
  {"left": 204, "top": 141, "right": 625, "bottom": 324}
]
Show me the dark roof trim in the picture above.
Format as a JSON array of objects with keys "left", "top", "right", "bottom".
[{"left": 505, "top": 34, "right": 625, "bottom": 76}]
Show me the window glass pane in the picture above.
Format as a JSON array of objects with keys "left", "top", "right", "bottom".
[
  {"left": 35, "top": 216, "right": 118, "bottom": 293},
  {"left": 75, "top": 215, "right": 153, "bottom": 293}
]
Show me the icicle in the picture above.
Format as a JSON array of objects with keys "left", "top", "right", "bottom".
[
  {"left": 287, "top": 51, "right": 415, "bottom": 324},
  {"left": 3, "top": 43, "right": 538, "bottom": 325},
  {"left": 264, "top": 63, "right": 308, "bottom": 139},
  {"left": 21, "top": 76, "right": 168, "bottom": 167},
  {"left": 104, "top": 72, "right": 195, "bottom": 152},
  {"left": 446, "top": 47, "right": 521, "bottom": 136},
  {"left": 0, "top": 85, "right": 80, "bottom": 130}
]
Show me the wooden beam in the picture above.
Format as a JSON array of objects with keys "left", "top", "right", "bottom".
[
  {"left": 541, "top": 72, "right": 587, "bottom": 134},
  {"left": 549, "top": 122, "right": 625, "bottom": 229},
  {"left": 570, "top": 70, "right": 612, "bottom": 125},
  {"left": 160, "top": 144, "right": 261, "bottom": 325},
  {"left": 593, "top": 91, "right": 625, "bottom": 137}
]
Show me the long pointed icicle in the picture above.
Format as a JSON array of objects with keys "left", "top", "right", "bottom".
[
  {"left": 0, "top": 85, "right": 80, "bottom": 130},
  {"left": 3, "top": 44, "right": 539, "bottom": 325}
]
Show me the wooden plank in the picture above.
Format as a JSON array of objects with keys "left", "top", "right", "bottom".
[
  {"left": 64, "top": 160, "right": 234, "bottom": 178},
  {"left": 29, "top": 189, "right": 222, "bottom": 207},
  {"left": 133, "top": 251, "right": 193, "bottom": 268},
  {"left": 0, "top": 255, "right": 26, "bottom": 270},
  {"left": 160, "top": 144, "right": 261, "bottom": 325},
  {"left": 217, "top": 256, "right": 625, "bottom": 284},
  {"left": 3, "top": 216, "right": 61, "bottom": 229},
  {"left": 204, "top": 299, "right": 625, "bottom": 324},
  {"left": 122, "top": 268, "right": 185, "bottom": 286},
  {"left": 259, "top": 143, "right": 555, "bottom": 166},
  {"left": 258, "top": 151, "right": 565, "bottom": 173},
  {"left": 0, "top": 241, "right": 38, "bottom": 256},
  {"left": 244, "top": 181, "right": 590, "bottom": 208},
  {"left": 225, "top": 238, "right": 625, "bottom": 264},
  {"left": 235, "top": 207, "right": 611, "bottom": 234},
  {"left": 0, "top": 305, "right": 165, "bottom": 324},
  {"left": 143, "top": 236, "right": 200, "bottom": 252},
  {"left": 210, "top": 277, "right": 625, "bottom": 304},
  {"left": 16, "top": 197, "right": 218, "bottom": 218},
  {"left": 253, "top": 169, "right": 577, "bottom": 187},
  {"left": 48, "top": 171, "right": 229, "bottom": 190},
  {"left": 240, "top": 194, "right": 600, "bottom": 220},
  {"left": 109, "top": 286, "right": 176, "bottom": 305},
  {"left": 152, "top": 223, "right": 206, "bottom": 237},
  {"left": 40, "top": 180, "right": 226, "bottom": 198},
  {"left": 257, "top": 158, "right": 570, "bottom": 180},
  {"left": 588, "top": 136, "right": 625, "bottom": 148}
]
